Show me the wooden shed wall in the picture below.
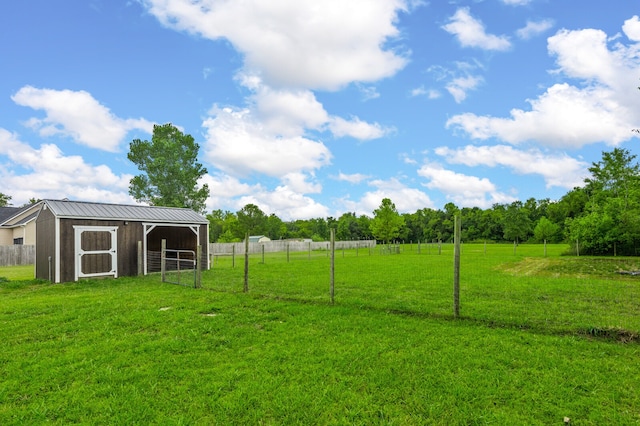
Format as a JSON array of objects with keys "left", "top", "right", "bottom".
[
  {"left": 35, "top": 206, "right": 56, "bottom": 281},
  {"left": 57, "top": 219, "right": 144, "bottom": 283}
]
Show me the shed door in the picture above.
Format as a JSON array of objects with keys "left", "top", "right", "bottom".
[{"left": 73, "top": 226, "right": 118, "bottom": 281}]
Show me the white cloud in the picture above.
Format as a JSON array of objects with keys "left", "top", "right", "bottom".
[
  {"left": 358, "top": 85, "right": 381, "bottom": 101},
  {"left": 239, "top": 77, "right": 389, "bottom": 141},
  {"left": 447, "top": 19, "right": 640, "bottom": 148},
  {"left": 446, "top": 75, "right": 483, "bottom": 103},
  {"left": 516, "top": 19, "right": 554, "bottom": 40},
  {"left": 334, "top": 172, "right": 370, "bottom": 184},
  {"left": 0, "top": 128, "right": 134, "bottom": 205},
  {"left": 622, "top": 15, "right": 640, "bottom": 42},
  {"left": 447, "top": 83, "right": 635, "bottom": 147},
  {"left": 501, "top": 0, "right": 532, "bottom": 5},
  {"left": 328, "top": 116, "right": 392, "bottom": 140},
  {"left": 427, "top": 61, "right": 484, "bottom": 102},
  {"left": 142, "top": 0, "right": 413, "bottom": 91},
  {"left": 417, "top": 162, "right": 515, "bottom": 208},
  {"left": 252, "top": 86, "right": 329, "bottom": 137},
  {"left": 341, "top": 177, "right": 433, "bottom": 215},
  {"left": 202, "top": 106, "right": 332, "bottom": 178},
  {"left": 200, "top": 172, "right": 327, "bottom": 220},
  {"left": 281, "top": 172, "right": 322, "bottom": 194},
  {"left": 237, "top": 186, "right": 330, "bottom": 221},
  {"left": 442, "top": 7, "right": 511, "bottom": 51},
  {"left": 410, "top": 86, "right": 427, "bottom": 97},
  {"left": 11, "top": 86, "right": 153, "bottom": 152},
  {"left": 548, "top": 28, "right": 617, "bottom": 83},
  {"left": 201, "top": 173, "right": 257, "bottom": 199},
  {"left": 435, "top": 145, "right": 588, "bottom": 189}
]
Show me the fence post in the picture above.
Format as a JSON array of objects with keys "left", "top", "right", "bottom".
[
  {"left": 330, "top": 228, "right": 335, "bottom": 304},
  {"left": 244, "top": 233, "right": 249, "bottom": 292},
  {"left": 453, "top": 215, "right": 461, "bottom": 319},
  {"left": 161, "top": 239, "right": 166, "bottom": 283},
  {"left": 232, "top": 244, "right": 236, "bottom": 268},
  {"left": 287, "top": 244, "right": 290, "bottom": 262},
  {"left": 196, "top": 245, "right": 202, "bottom": 288},
  {"left": 137, "top": 241, "right": 143, "bottom": 276},
  {"left": 262, "top": 244, "right": 265, "bottom": 264}
]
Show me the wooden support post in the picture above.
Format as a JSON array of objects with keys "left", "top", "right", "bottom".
[
  {"left": 161, "top": 239, "right": 166, "bottom": 282},
  {"left": 137, "top": 241, "right": 143, "bottom": 276}
]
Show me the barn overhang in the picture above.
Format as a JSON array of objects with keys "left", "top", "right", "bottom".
[{"left": 142, "top": 222, "right": 206, "bottom": 275}]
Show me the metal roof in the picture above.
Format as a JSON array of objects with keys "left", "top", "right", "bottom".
[{"left": 43, "top": 199, "right": 208, "bottom": 224}]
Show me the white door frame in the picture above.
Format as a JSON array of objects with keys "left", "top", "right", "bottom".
[{"left": 73, "top": 225, "right": 118, "bottom": 281}]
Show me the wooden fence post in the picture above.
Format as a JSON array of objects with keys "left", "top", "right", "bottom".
[
  {"left": 196, "top": 245, "right": 202, "bottom": 288},
  {"left": 244, "top": 233, "right": 249, "bottom": 293},
  {"left": 330, "top": 228, "right": 335, "bottom": 305},
  {"left": 453, "top": 215, "right": 461, "bottom": 319}
]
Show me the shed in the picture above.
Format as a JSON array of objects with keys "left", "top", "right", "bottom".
[
  {"left": 248, "top": 235, "right": 271, "bottom": 243},
  {"left": 35, "top": 199, "right": 209, "bottom": 283}
]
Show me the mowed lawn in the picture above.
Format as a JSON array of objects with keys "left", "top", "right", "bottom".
[{"left": 1, "top": 244, "right": 639, "bottom": 424}]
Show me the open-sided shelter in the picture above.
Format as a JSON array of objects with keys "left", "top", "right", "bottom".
[{"left": 36, "top": 199, "right": 209, "bottom": 283}]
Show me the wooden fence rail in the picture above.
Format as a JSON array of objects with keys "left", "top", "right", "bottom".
[{"left": 0, "top": 245, "right": 36, "bottom": 267}]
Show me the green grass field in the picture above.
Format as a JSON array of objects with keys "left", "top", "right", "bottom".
[{"left": 1, "top": 244, "right": 639, "bottom": 424}]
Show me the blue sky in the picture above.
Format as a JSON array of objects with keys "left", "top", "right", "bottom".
[{"left": 1, "top": 0, "right": 639, "bottom": 220}]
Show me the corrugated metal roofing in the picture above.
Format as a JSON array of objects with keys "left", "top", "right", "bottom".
[{"left": 43, "top": 199, "right": 208, "bottom": 224}]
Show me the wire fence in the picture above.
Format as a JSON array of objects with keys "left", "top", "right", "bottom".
[{"left": 199, "top": 239, "right": 640, "bottom": 341}]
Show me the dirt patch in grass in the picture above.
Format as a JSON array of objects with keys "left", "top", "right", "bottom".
[
  {"left": 497, "top": 257, "right": 562, "bottom": 277},
  {"left": 497, "top": 256, "right": 640, "bottom": 278}
]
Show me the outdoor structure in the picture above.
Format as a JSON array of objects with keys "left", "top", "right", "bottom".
[
  {"left": 0, "top": 202, "right": 42, "bottom": 245},
  {"left": 248, "top": 235, "right": 271, "bottom": 243},
  {"left": 35, "top": 199, "right": 209, "bottom": 283}
]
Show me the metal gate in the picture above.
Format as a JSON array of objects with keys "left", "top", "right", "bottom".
[
  {"left": 161, "top": 248, "right": 197, "bottom": 287},
  {"left": 73, "top": 226, "right": 118, "bottom": 281}
]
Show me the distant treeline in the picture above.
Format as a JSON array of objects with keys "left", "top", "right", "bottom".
[{"left": 208, "top": 148, "right": 640, "bottom": 256}]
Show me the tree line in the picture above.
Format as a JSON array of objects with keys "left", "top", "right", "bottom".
[{"left": 207, "top": 148, "right": 640, "bottom": 257}]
